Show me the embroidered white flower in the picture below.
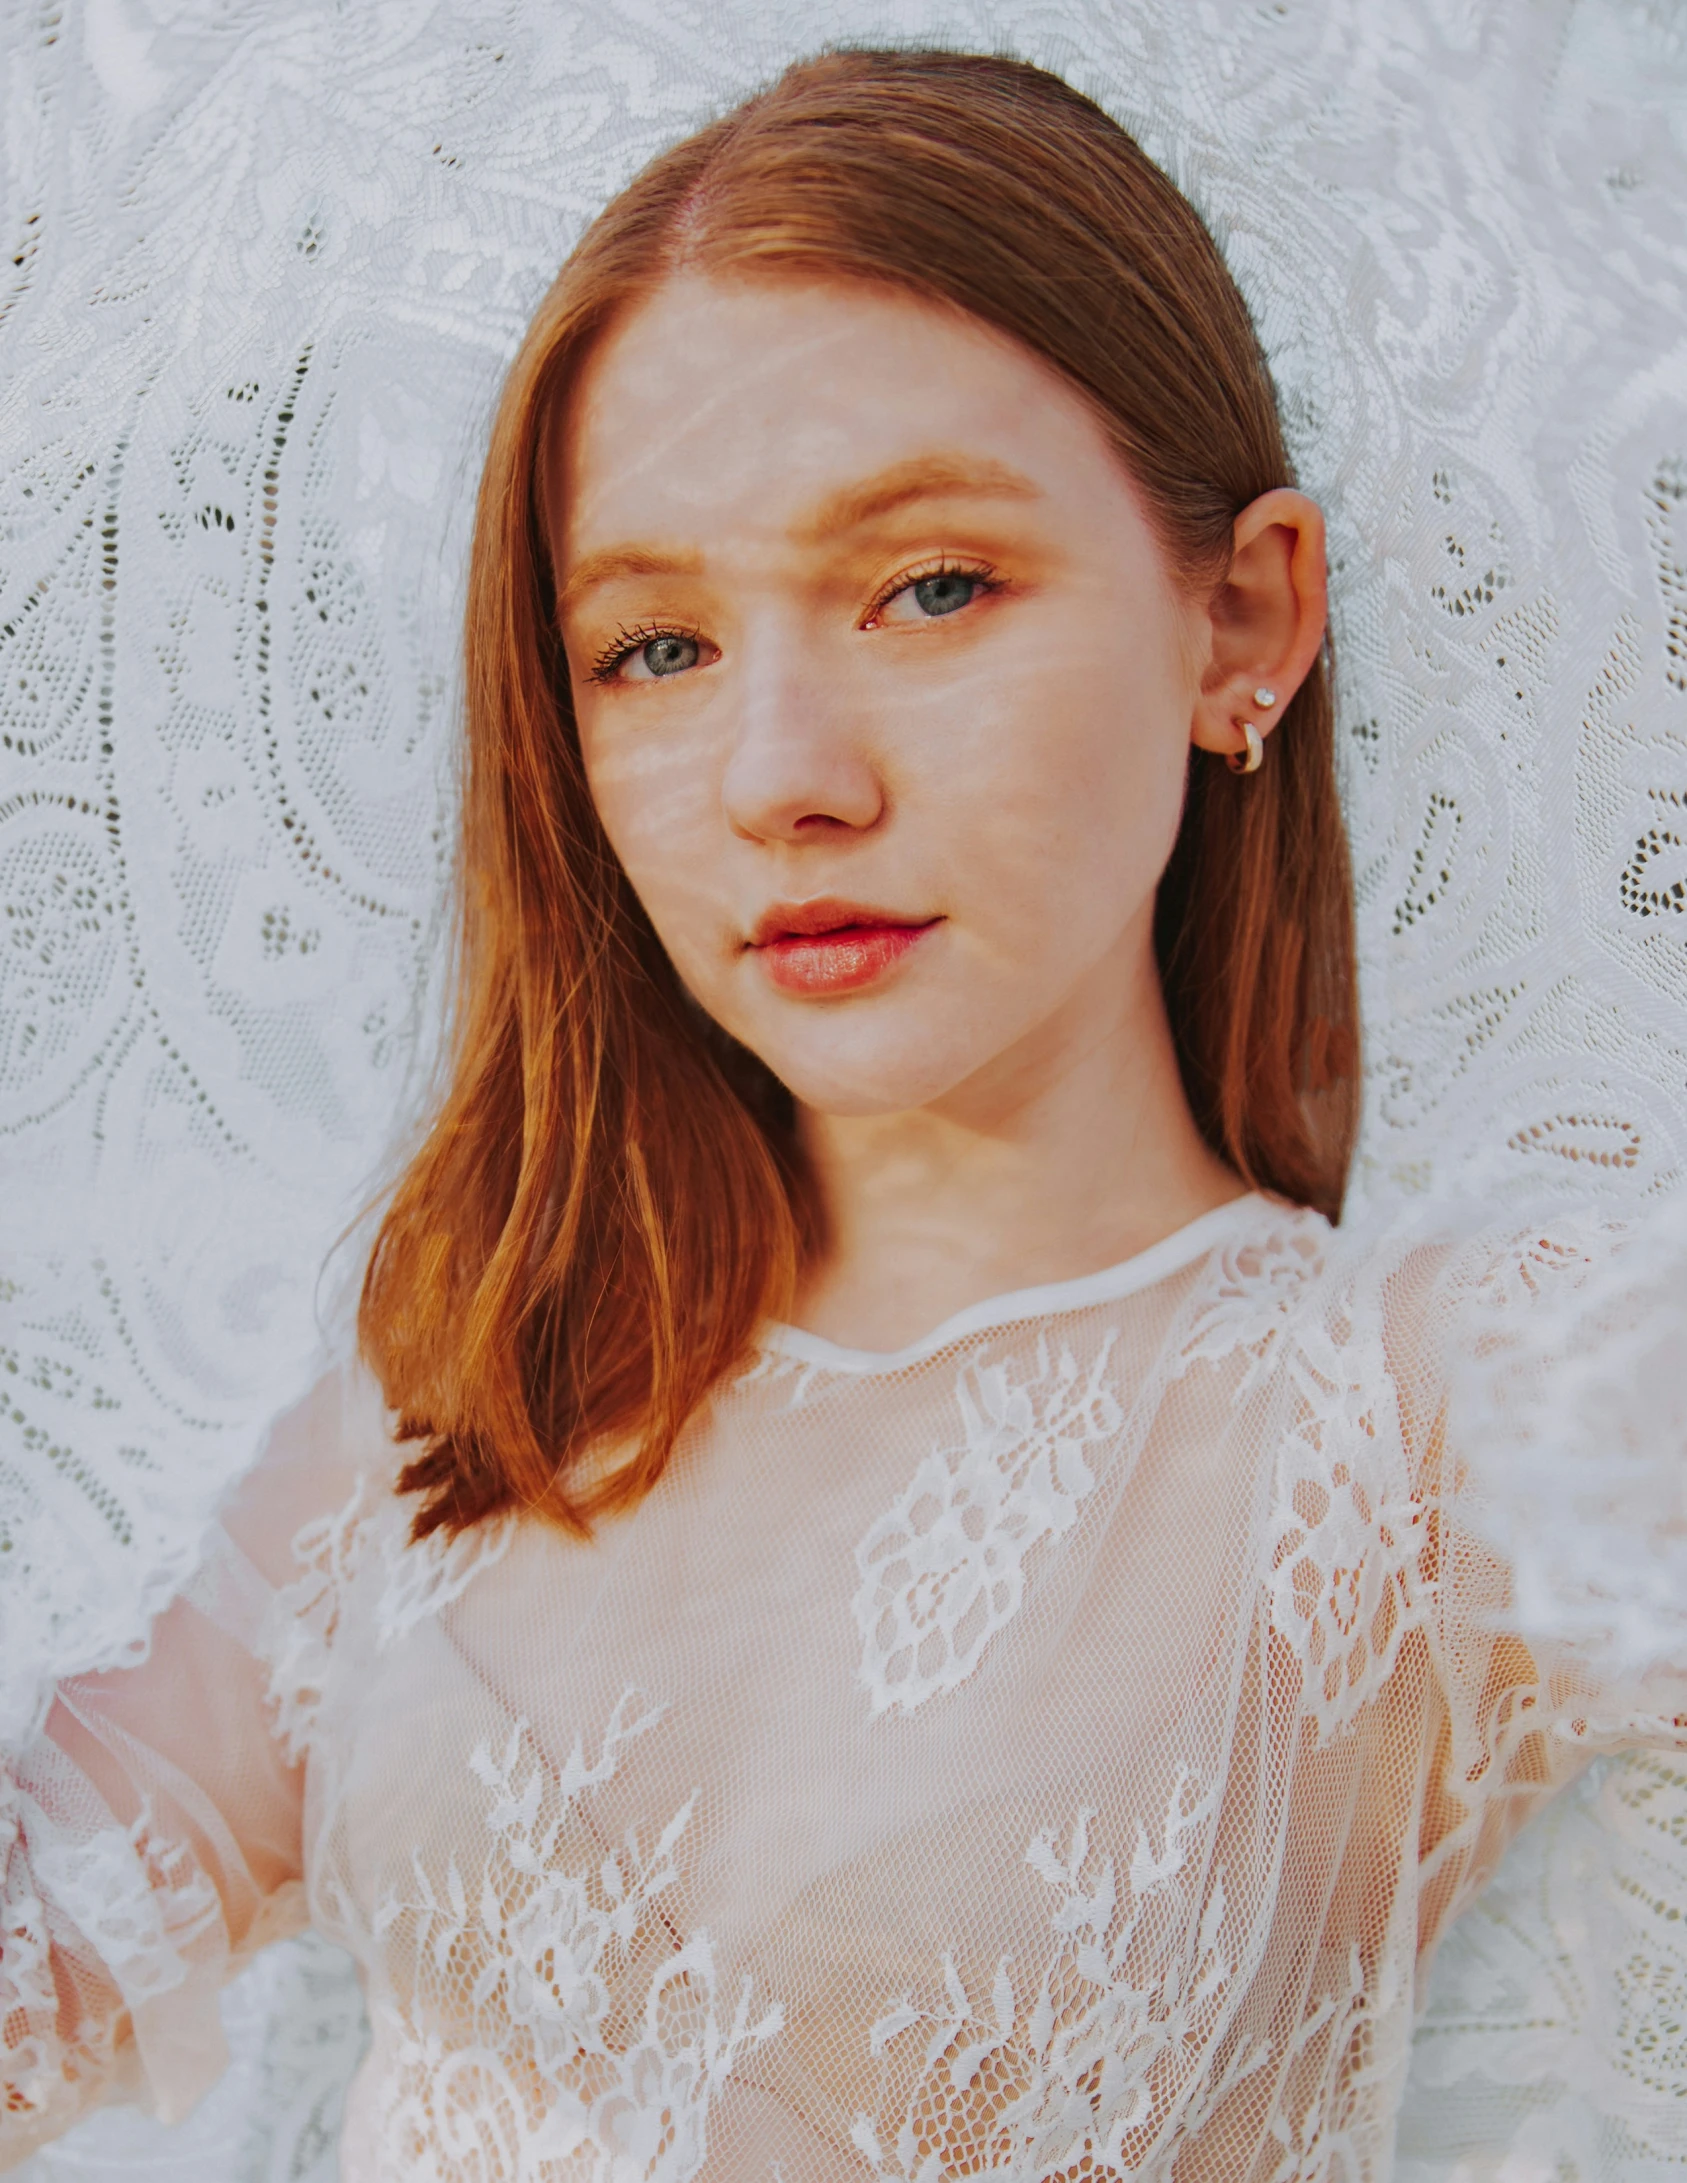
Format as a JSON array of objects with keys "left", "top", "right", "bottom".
[
  {"left": 854, "top": 1773, "right": 1248, "bottom": 2181},
  {"left": 1266, "top": 1310, "right": 1428, "bottom": 1741},
  {"left": 262, "top": 1476, "right": 513, "bottom": 1760},
  {"left": 853, "top": 1335, "right": 1124, "bottom": 1715},
  {"left": 30, "top": 1804, "right": 221, "bottom": 2004},
  {"left": 1174, "top": 1208, "right": 1330, "bottom": 1390},
  {"left": 370, "top": 1691, "right": 783, "bottom": 2183},
  {"left": 1, "top": 1775, "right": 79, "bottom": 2124}
]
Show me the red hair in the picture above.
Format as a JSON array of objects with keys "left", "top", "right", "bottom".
[{"left": 360, "top": 48, "right": 1359, "bottom": 1540}]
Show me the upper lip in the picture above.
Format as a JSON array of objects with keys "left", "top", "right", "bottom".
[{"left": 746, "top": 898, "right": 937, "bottom": 947}]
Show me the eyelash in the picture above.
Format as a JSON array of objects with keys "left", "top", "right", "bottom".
[
  {"left": 585, "top": 555, "right": 1003, "bottom": 684},
  {"left": 588, "top": 619, "right": 706, "bottom": 684},
  {"left": 862, "top": 555, "right": 1003, "bottom": 625}
]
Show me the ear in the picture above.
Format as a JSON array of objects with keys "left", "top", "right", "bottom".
[{"left": 1189, "top": 489, "right": 1328, "bottom": 765}]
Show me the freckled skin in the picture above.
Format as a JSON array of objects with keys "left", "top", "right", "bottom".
[
  {"left": 556, "top": 275, "right": 1327, "bottom": 1348},
  {"left": 560, "top": 277, "right": 1201, "bottom": 1117}
]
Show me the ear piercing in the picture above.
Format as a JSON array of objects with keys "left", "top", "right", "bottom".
[
  {"left": 1228, "top": 718, "right": 1265, "bottom": 774},
  {"left": 1225, "top": 685, "right": 1276, "bottom": 773}
]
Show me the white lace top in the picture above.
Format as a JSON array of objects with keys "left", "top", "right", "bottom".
[{"left": 4, "top": 1192, "right": 1684, "bottom": 2182}]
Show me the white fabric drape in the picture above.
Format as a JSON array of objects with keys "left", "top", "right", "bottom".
[{"left": 2, "top": 0, "right": 1683, "bottom": 2174}]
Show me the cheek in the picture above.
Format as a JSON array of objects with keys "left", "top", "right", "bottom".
[
  {"left": 576, "top": 710, "right": 728, "bottom": 975},
  {"left": 924, "top": 614, "right": 1192, "bottom": 967}
]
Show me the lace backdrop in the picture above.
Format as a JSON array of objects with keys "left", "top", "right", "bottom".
[{"left": 1, "top": 0, "right": 1683, "bottom": 2175}]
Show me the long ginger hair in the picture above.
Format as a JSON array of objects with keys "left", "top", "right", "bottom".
[{"left": 362, "top": 47, "right": 1360, "bottom": 1541}]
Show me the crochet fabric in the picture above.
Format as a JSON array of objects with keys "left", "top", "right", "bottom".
[{"left": 2, "top": 0, "right": 1683, "bottom": 2175}]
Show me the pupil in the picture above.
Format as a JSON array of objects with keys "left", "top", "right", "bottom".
[
  {"left": 643, "top": 634, "right": 698, "bottom": 676},
  {"left": 913, "top": 573, "right": 975, "bottom": 617}
]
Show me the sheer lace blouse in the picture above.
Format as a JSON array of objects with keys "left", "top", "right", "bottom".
[{"left": 4, "top": 1192, "right": 1684, "bottom": 2181}]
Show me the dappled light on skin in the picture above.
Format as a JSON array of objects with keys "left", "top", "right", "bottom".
[
  {"left": 354, "top": 45, "right": 1358, "bottom": 1545},
  {"left": 3, "top": 31, "right": 1686, "bottom": 2183},
  {"left": 560, "top": 274, "right": 1326, "bottom": 1350}
]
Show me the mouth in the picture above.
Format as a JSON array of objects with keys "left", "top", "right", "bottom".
[{"left": 747, "top": 898, "right": 941, "bottom": 996}]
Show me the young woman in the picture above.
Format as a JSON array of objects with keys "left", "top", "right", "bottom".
[{"left": 3, "top": 48, "right": 1681, "bottom": 2183}]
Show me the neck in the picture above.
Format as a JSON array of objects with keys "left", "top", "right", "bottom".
[{"left": 790, "top": 925, "right": 1243, "bottom": 1352}]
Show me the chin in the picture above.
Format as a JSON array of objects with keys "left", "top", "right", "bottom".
[{"left": 750, "top": 1034, "right": 982, "bottom": 1120}]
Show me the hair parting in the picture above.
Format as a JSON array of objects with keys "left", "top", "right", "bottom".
[{"left": 360, "top": 45, "right": 1359, "bottom": 1542}]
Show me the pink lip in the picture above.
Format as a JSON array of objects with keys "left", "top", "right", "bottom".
[{"left": 748, "top": 900, "right": 939, "bottom": 995}]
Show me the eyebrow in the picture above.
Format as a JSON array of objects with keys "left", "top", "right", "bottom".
[
  {"left": 558, "top": 543, "right": 704, "bottom": 612},
  {"left": 557, "top": 453, "right": 1042, "bottom": 613},
  {"left": 797, "top": 454, "right": 1042, "bottom": 543}
]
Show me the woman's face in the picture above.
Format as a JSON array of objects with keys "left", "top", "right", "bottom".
[{"left": 557, "top": 275, "right": 1218, "bottom": 1119}]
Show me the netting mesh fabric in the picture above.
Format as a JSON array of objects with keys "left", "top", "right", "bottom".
[
  {"left": 7, "top": 1197, "right": 1686, "bottom": 2180},
  {"left": 2, "top": 0, "right": 1685, "bottom": 2176}
]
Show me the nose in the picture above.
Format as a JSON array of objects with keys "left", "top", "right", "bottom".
[{"left": 720, "top": 631, "right": 885, "bottom": 844}]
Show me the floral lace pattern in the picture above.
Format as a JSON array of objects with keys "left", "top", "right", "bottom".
[
  {"left": 5, "top": 3, "right": 1686, "bottom": 2176},
  {"left": 1, "top": 1770, "right": 221, "bottom": 2148},
  {"left": 1, "top": 1774, "right": 81, "bottom": 2137},
  {"left": 4, "top": 1194, "right": 1687, "bottom": 2181},
  {"left": 853, "top": 1336, "right": 1124, "bottom": 1716},
  {"left": 365, "top": 1694, "right": 782, "bottom": 2182},
  {"left": 854, "top": 1777, "right": 1241, "bottom": 2180},
  {"left": 261, "top": 1480, "right": 380, "bottom": 1765},
  {"left": 1263, "top": 1944, "right": 1406, "bottom": 2183},
  {"left": 1455, "top": 1212, "right": 1687, "bottom": 1677},
  {"left": 29, "top": 1807, "right": 221, "bottom": 2010},
  {"left": 1172, "top": 1209, "right": 1331, "bottom": 1391},
  {"left": 1603, "top": 1753, "right": 1687, "bottom": 2120},
  {"left": 1264, "top": 1309, "right": 1426, "bottom": 1744},
  {"left": 374, "top": 1508, "right": 515, "bottom": 1655},
  {"left": 262, "top": 1476, "right": 513, "bottom": 1762},
  {"left": 1401, "top": 1748, "right": 1687, "bottom": 2179},
  {"left": 1169, "top": 1207, "right": 1431, "bottom": 1745}
]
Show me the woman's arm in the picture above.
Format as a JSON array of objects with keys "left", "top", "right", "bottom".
[
  {"left": 0, "top": 1362, "right": 379, "bottom": 2166},
  {"left": 1445, "top": 1198, "right": 1687, "bottom": 1703},
  {"left": 1379, "top": 1200, "right": 1687, "bottom": 1947}
]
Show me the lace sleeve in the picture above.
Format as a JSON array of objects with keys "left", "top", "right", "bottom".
[
  {"left": 1445, "top": 1201, "right": 1687, "bottom": 1708},
  {"left": 1386, "top": 1204, "right": 1687, "bottom": 2176},
  {"left": 1360, "top": 1201, "right": 1687, "bottom": 1968},
  {"left": 0, "top": 1363, "right": 381, "bottom": 2168},
  {"left": 1359, "top": 1202, "right": 1687, "bottom": 1774}
]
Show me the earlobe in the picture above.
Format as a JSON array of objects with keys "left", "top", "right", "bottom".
[{"left": 1190, "top": 698, "right": 1267, "bottom": 772}]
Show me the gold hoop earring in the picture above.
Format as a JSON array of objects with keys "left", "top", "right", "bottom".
[{"left": 1227, "top": 719, "right": 1264, "bottom": 775}]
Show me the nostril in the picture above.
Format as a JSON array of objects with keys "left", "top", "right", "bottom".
[{"left": 721, "top": 755, "right": 887, "bottom": 843}]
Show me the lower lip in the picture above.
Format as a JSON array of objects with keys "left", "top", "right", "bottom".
[{"left": 756, "top": 922, "right": 934, "bottom": 995}]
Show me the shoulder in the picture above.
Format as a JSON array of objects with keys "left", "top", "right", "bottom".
[
  {"left": 1433, "top": 1192, "right": 1687, "bottom": 1673},
  {"left": 215, "top": 1357, "right": 399, "bottom": 1591},
  {"left": 1246, "top": 1193, "right": 1650, "bottom": 1353},
  {"left": 226, "top": 1360, "right": 518, "bottom": 1757},
  {"left": 1324, "top": 1197, "right": 1658, "bottom": 1411},
  {"left": 1173, "top": 1195, "right": 1334, "bottom": 1377}
]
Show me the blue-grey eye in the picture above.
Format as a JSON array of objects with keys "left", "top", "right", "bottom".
[
  {"left": 640, "top": 633, "right": 699, "bottom": 676},
  {"left": 911, "top": 572, "right": 978, "bottom": 617}
]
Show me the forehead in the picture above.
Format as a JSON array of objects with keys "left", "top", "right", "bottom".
[{"left": 556, "top": 274, "right": 1119, "bottom": 555}]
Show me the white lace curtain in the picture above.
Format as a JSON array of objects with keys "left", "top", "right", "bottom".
[{"left": 2, "top": 0, "right": 1683, "bottom": 2175}]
